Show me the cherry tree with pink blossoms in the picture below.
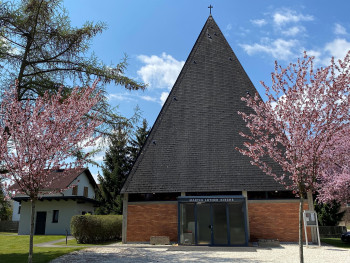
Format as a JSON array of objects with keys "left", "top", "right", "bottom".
[
  {"left": 0, "top": 81, "right": 102, "bottom": 263},
  {"left": 237, "top": 51, "right": 350, "bottom": 263}
]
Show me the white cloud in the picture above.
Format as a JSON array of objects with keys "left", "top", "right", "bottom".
[
  {"left": 273, "top": 9, "right": 313, "bottom": 26},
  {"left": 240, "top": 38, "right": 298, "bottom": 61},
  {"left": 140, "top": 95, "right": 157, "bottom": 102},
  {"left": 107, "top": 93, "right": 137, "bottom": 102},
  {"left": 108, "top": 92, "right": 160, "bottom": 104},
  {"left": 251, "top": 19, "right": 267, "bottom": 27},
  {"left": 160, "top": 92, "right": 169, "bottom": 105},
  {"left": 137, "top": 53, "right": 184, "bottom": 90},
  {"left": 324, "top": 38, "right": 350, "bottom": 61},
  {"left": 83, "top": 137, "right": 106, "bottom": 155},
  {"left": 334, "top": 23, "right": 347, "bottom": 35},
  {"left": 306, "top": 49, "right": 322, "bottom": 65},
  {"left": 282, "top": 26, "right": 304, "bottom": 36},
  {"left": 226, "top": 24, "right": 232, "bottom": 31}
]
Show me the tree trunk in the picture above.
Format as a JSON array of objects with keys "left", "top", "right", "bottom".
[
  {"left": 28, "top": 199, "right": 35, "bottom": 263},
  {"left": 299, "top": 195, "right": 304, "bottom": 263}
]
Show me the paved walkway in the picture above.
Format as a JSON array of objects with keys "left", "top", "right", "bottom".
[
  {"left": 35, "top": 236, "right": 76, "bottom": 247},
  {"left": 49, "top": 243, "right": 350, "bottom": 263}
]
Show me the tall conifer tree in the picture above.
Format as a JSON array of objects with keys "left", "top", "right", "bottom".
[
  {"left": 129, "top": 119, "right": 149, "bottom": 163},
  {"left": 0, "top": 0, "right": 145, "bottom": 135},
  {"left": 96, "top": 119, "right": 149, "bottom": 214},
  {"left": 96, "top": 127, "right": 131, "bottom": 215}
]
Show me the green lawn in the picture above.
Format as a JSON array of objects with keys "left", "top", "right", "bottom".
[
  {"left": 321, "top": 238, "right": 350, "bottom": 249},
  {"left": 0, "top": 233, "right": 83, "bottom": 263}
]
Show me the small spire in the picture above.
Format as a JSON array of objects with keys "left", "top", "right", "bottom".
[{"left": 208, "top": 5, "right": 213, "bottom": 15}]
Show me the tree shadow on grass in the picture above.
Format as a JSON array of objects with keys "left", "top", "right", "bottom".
[{"left": 0, "top": 249, "right": 83, "bottom": 263}]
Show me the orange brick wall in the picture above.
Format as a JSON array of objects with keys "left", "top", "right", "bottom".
[
  {"left": 126, "top": 201, "right": 312, "bottom": 243},
  {"left": 127, "top": 203, "right": 178, "bottom": 242},
  {"left": 248, "top": 201, "right": 311, "bottom": 242}
]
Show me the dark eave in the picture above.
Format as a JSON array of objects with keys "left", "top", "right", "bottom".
[{"left": 12, "top": 195, "right": 99, "bottom": 204}]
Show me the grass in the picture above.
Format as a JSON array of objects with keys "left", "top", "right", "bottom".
[
  {"left": 321, "top": 238, "right": 350, "bottom": 249},
  {"left": 0, "top": 233, "right": 83, "bottom": 263}
]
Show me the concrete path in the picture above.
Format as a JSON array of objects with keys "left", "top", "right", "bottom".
[
  {"left": 50, "top": 243, "right": 350, "bottom": 263},
  {"left": 35, "top": 236, "right": 76, "bottom": 247}
]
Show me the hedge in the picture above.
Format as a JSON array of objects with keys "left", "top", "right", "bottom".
[{"left": 71, "top": 215, "right": 122, "bottom": 244}]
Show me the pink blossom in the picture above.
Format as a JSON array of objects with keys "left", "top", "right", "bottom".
[
  {"left": 0, "top": 81, "right": 102, "bottom": 198},
  {"left": 238, "top": 51, "right": 350, "bottom": 203}
]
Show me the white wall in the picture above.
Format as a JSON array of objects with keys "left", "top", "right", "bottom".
[
  {"left": 18, "top": 199, "right": 95, "bottom": 235},
  {"left": 16, "top": 170, "right": 97, "bottom": 235},
  {"left": 62, "top": 172, "right": 96, "bottom": 198}
]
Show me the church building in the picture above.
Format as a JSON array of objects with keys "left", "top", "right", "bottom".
[{"left": 121, "top": 14, "right": 310, "bottom": 245}]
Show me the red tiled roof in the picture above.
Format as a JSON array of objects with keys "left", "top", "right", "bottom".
[{"left": 10, "top": 168, "right": 96, "bottom": 192}]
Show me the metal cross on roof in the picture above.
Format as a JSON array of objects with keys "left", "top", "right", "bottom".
[{"left": 208, "top": 5, "right": 213, "bottom": 15}]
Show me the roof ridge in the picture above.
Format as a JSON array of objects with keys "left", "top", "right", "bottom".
[{"left": 122, "top": 16, "right": 215, "bottom": 193}]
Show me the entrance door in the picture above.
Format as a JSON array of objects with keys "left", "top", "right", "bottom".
[
  {"left": 196, "top": 203, "right": 229, "bottom": 245},
  {"left": 196, "top": 203, "right": 211, "bottom": 244},
  {"left": 178, "top": 197, "right": 248, "bottom": 246},
  {"left": 35, "top": 212, "right": 47, "bottom": 235},
  {"left": 212, "top": 203, "right": 228, "bottom": 245}
]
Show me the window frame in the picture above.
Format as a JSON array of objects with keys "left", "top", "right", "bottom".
[{"left": 52, "top": 210, "right": 59, "bottom": 223}]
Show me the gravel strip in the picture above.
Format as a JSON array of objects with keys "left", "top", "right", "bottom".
[{"left": 50, "top": 244, "right": 350, "bottom": 263}]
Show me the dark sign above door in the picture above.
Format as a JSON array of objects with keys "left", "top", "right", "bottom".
[{"left": 178, "top": 195, "right": 245, "bottom": 203}]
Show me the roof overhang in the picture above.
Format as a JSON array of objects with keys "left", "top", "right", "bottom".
[{"left": 12, "top": 195, "right": 99, "bottom": 204}]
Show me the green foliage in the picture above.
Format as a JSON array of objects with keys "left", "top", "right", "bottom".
[
  {"left": 96, "top": 127, "right": 131, "bottom": 215},
  {"left": 0, "top": 0, "right": 145, "bottom": 136},
  {"left": 0, "top": 182, "right": 12, "bottom": 221},
  {"left": 70, "top": 214, "right": 122, "bottom": 244},
  {"left": 315, "top": 200, "right": 345, "bottom": 226},
  {"left": 95, "top": 119, "right": 149, "bottom": 215},
  {"left": 129, "top": 119, "right": 149, "bottom": 162}
]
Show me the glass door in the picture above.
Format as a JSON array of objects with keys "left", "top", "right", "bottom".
[
  {"left": 196, "top": 203, "right": 211, "bottom": 245},
  {"left": 228, "top": 203, "right": 247, "bottom": 245},
  {"left": 212, "top": 203, "right": 228, "bottom": 245}
]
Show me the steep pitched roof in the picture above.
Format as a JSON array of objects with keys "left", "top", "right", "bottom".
[{"left": 122, "top": 15, "right": 285, "bottom": 194}]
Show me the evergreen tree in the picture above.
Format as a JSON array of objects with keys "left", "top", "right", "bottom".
[
  {"left": 0, "top": 182, "right": 12, "bottom": 221},
  {"left": 96, "top": 127, "right": 131, "bottom": 215},
  {"left": 96, "top": 119, "right": 149, "bottom": 215},
  {"left": 129, "top": 119, "right": 149, "bottom": 162},
  {"left": 0, "top": 0, "right": 145, "bottom": 134},
  {"left": 315, "top": 200, "right": 345, "bottom": 226}
]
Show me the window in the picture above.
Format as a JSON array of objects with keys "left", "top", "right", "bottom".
[
  {"left": 83, "top": 187, "right": 88, "bottom": 197},
  {"left": 72, "top": 186, "right": 78, "bottom": 195},
  {"left": 52, "top": 210, "right": 59, "bottom": 223}
]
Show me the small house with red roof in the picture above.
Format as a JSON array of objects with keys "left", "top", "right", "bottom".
[{"left": 12, "top": 168, "right": 98, "bottom": 235}]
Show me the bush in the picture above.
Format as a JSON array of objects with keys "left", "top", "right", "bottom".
[
  {"left": 315, "top": 200, "right": 345, "bottom": 226},
  {"left": 71, "top": 215, "right": 122, "bottom": 244}
]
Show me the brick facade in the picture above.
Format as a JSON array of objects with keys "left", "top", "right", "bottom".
[
  {"left": 127, "top": 203, "right": 178, "bottom": 242},
  {"left": 248, "top": 201, "right": 311, "bottom": 242},
  {"left": 126, "top": 201, "right": 312, "bottom": 243}
]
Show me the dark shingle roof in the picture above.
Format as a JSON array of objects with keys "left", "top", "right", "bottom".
[{"left": 121, "top": 15, "right": 285, "bottom": 194}]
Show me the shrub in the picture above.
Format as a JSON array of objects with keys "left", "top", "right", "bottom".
[
  {"left": 71, "top": 214, "right": 122, "bottom": 244},
  {"left": 315, "top": 200, "right": 345, "bottom": 226}
]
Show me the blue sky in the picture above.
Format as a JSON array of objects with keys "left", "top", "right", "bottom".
[{"left": 62, "top": 0, "right": 350, "bottom": 179}]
